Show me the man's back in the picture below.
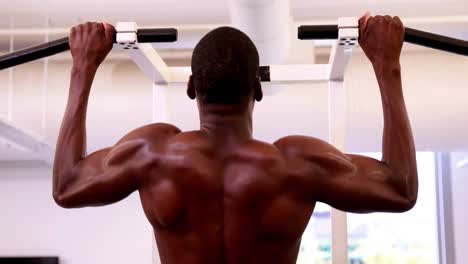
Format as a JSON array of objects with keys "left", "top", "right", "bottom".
[
  {"left": 138, "top": 126, "right": 315, "bottom": 264},
  {"left": 53, "top": 16, "right": 417, "bottom": 264}
]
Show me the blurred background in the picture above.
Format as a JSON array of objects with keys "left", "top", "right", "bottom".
[{"left": 0, "top": 0, "right": 467, "bottom": 263}]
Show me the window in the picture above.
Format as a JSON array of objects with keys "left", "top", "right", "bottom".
[{"left": 298, "top": 153, "right": 438, "bottom": 264}]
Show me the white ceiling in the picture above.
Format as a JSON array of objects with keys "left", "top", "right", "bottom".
[
  {"left": 1, "top": 0, "right": 468, "bottom": 28},
  {"left": 1, "top": 0, "right": 467, "bottom": 54}
]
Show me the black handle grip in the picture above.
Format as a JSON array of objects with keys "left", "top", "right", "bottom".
[
  {"left": 0, "top": 28, "right": 178, "bottom": 70},
  {"left": 298, "top": 25, "right": 468, "bottom": 57},
  {"left": 136, "top": 28, "right": 178, "bottom": 43},
  {"left": 298, "top": 25, "right": 339, "bottom": 40}
]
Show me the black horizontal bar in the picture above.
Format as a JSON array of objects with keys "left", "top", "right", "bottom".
[
  {"left": 136, "top": 28, "right": 178, "bottom": 43},
  {"left": 0, "top": 37, "right": 70, "bottom": 70},
  {"left": 298, "top": 25, "right": 468, "bottom": 57},
  {"left": 404, "top": 28, "right": 468, "bottom": 57},
  {"left": 298, "top": 25, "right": 339, "bottom": 40},
  {"left": 0, "top": 28, "right": 178, "bottom": 70}
]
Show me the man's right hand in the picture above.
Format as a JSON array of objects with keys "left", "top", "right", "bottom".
[
  {"left": 69, "top": 22, "right": 115, "bottom": 70},
  {"left": 359, "top": 13, "right": 405, "bottom": 67}
]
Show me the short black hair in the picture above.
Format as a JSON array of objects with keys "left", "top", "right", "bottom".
[{"left": 191, "top": 27, "right": 260, "bottom": 104}]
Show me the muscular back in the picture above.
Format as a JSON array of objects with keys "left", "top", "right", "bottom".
[
  {"left": 54, "top": 121, "right": 415, "bottom": 264},
  {"left": 137, "top": 126, "right": 316, "bottom": 264},
  {"left": 55, "top": 15, "right": 417, "bottom": 264}
]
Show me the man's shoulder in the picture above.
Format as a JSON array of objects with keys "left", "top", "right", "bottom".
[
  {"left": 273, "top": 135, "right": 336, "bottom": 158},
  {"left": 272, "top": 136, "right": 353, "bottom": 174},
  {"left": 117, "top": 123, "right": 182, "bottom": 145}
]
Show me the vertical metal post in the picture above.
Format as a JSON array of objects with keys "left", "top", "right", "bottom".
[
  {"left": 327, "top": 17, "right": 358, "bottom": 264},
  {"left": 118, "top": 22, "right": 170, "bottom": 263},
  {"left": 328, "top": 80, "right": 348, "bottom": 264},
  {"left": 435, "top": 153, "right": 456, "bottom": 264},
  {"left": 152, "top": 84, "right": 170, "bottom": 123}
]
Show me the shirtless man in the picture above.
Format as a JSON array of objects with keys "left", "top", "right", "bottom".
[{"left": 53, "top": 13, "right": 417, "bottom": 264}]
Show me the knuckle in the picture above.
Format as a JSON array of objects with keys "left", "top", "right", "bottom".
[
  {"left": 394, "top": 16, "right": 403, "bottom": 25},
  {"left": 96, "top": 23, "right": 104, "bottom": 32}
]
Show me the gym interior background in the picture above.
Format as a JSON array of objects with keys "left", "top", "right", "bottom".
[{"left": 1, "top": 0, "right": 467, "bottom": 263}]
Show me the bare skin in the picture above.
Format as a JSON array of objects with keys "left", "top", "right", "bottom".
[{"left": 53, "top": 14, "right": 417, "bottom": 264}]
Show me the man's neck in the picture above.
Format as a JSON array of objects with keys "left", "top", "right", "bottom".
[{"left": 199, "top": 104, "right": 253, "bottom": 147}]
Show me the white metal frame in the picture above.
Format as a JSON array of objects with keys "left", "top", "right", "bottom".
[
  {"left": 0, "top": 118, "right": 54, "bottom": 164},
  {"left": 116, "top": 22, "right": 331, "bottom": 86},
  {"left": 118, "top": 18, "right": 359, "bottom": 264},
  {"left": 435, "top": 153, "right": 456, "bottom": 264},
  {"left": 327, "top": 17, "right": 358, "bottom": 264}
]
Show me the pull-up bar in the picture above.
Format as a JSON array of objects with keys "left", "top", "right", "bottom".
[
  {"left": 0, "top": 28, "right": 178, "bottom": 70},
  {"left": 2, "top": 22, "right": 467, "bottom": 72},
  {"left": 298, "top": 25, "right": 468, "bottom": 57}
]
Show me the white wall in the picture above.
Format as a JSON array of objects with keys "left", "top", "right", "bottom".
[
  {"left": 0, "top": 162, "right": 153, "bottom": 264},
  {"left": 1, "top": 48, "right": 468, "bottom": 155},
  {"left": 346, "top": 49, "right": 468, "bottom": 152},
  {"left": 0, "top": 61, "right": 156, "bottom": 263},
  {"left": 0, "top": 59, "right": 154, "bottom": 154}
]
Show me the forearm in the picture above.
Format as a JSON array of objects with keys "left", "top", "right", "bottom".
[
  {"left": 53, "top": 65, "right": 97, "bottom": 197},
  {"left": 374, "top": 61, "right": 418, "bottom": 202}
]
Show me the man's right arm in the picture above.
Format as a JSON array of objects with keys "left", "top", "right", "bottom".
[{"left": 275, "top": 14, "right": 418, "bottom": 213}]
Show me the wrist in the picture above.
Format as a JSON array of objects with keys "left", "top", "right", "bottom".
[
  {"left": 373, "top": 60, "right": 401, "bottom": 78},
  {"left": 374, "top": 61, "right": 404, "bottom": 103},
  {"left": 71, "top": 64, "right": 98, "bottom": 81},
  {"left": 72, "top": 61, "right": 99, "bottom": 73},
  {"left": 70, "top": 64, "right": 97, "bottom": 96}
]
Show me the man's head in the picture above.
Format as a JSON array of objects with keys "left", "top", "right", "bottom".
[{"left": 188, "top": 27, "right": 263, "bottom": 110}]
